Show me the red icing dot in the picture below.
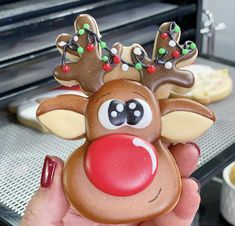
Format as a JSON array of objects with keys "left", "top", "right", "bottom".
[
  {"left": 171, "top": 50, "right": 180, "bottom": 58},
  {"left": 147, "top": 65, "right": 157, "bottom": 74},
  {"left": 102, "top": 63, "right": 112, "bottom": 71},
  {"left": 62, "top": 65, "right": 70, "bottom": 73},
  {"left": 86, "top": 43, "right": 95, "bottom": 52},
  {"left": 85, "top": 134, "right": 158, "bottom": 196},
  {"left": 113, "top": 55, "right": 121, "bottom": 64},
  {"left": 160, "top": 33, "right": 168, "bottom": 39}
]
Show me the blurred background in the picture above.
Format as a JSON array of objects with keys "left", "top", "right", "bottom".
[{"left": 0, "top": 1, "right": 234, "bottom": 226}]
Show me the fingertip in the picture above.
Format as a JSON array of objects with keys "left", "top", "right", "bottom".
[
  {"left": 174, "top": 178, "right": 201, "bottom": 220},
  {"left": 185, "top": 142, "right": 201, "bottom": 156},
  {"left": 20, "top": 156, "right": 69, "bottom": 226},
  {"left": 170, "top": 143, "right": 199, "bottom": 177}
]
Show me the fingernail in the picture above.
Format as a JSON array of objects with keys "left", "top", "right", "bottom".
[
  {"left": 186, "top": 142, "right": 201, "bottom": 156},
  {"left": 189, "top": 177, "right": 201, "bottom": 193},
  {"left": 41, "top": 156, "right": 57, "bottom": 188},
  {"left": 167, "top": 143, "right": 174, "bottom": 149}
]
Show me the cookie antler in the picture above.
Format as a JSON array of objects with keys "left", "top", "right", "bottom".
[
  {"left": 54, "top": 14, "right": 122, "bottom": 93},
  {"left": 131, "top": 22, "right": 198, "bottom": 92}
]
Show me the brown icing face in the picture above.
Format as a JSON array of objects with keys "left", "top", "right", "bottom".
[
  {"left": 63, "top": 139, "right": 181, "bottom": 224},
  {"left": 36, "top": 14, "right": 216, "bottom": 224},
  {"left": 63, "top": 80, "right": 181, "bottom": 223},
  {"left": 86, "top": 80, "right": 161, "bottom": 143},
  {"left": 37, "top": 80, "right": 215, "bottom": 223}
]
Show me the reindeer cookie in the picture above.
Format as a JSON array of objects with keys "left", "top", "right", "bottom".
[{"left": 37, "top": 14, "right": 215, "bottom": 223}]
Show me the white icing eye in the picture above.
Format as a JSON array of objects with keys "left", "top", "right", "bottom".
[
  {"left": 98, "top": 99, "right": 152, "bottom": 130},
  {"left": 98, "top": 99, "right": 126, "bottom": 130},
  {"left": 128, "top": 99, "right": 152, "bottom": 129}
]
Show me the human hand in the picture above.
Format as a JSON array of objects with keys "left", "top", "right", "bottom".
[{"left": 20, "top": 143, "right": 200, "bottom": 226}]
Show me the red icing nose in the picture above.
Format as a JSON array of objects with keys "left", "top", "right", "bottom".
[{"left": 85, "top": 134, "right": 158, "bottom": 196}]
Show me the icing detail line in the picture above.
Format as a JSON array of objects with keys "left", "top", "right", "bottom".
[{"left": 148, "top": 188, "right": 162, "bottom": 203}]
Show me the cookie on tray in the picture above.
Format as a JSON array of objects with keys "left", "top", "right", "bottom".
[{"left": 171, "top": 64, "right": 233, "bottom": 105}]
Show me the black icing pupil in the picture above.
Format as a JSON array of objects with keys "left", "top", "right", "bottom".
[
  {"left": 126, "top": 100, "right": 144, "bottom": 125},
  {"left": 108, "top": 100, "right": 144, "bottom": 126},
  {"left": 108, "top": 100, "right": 126, "bottom": 126}
]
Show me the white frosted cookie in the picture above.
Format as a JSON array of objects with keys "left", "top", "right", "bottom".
[
  {"left": 9, "top": 86, "right": 86, "bottom": 132},
  {"left": 171, "top": 64, "right": 233, "bottom": 105}
]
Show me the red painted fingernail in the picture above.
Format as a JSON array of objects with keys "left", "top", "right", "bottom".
[
  {"left": 186, "top": 142, "right": 201, "bottom": 156},
  {"left": 40, "top": 156, "right": 57, "bottom": 188},
  {"left": 167, "top": 143, "right": 174, "bottom": 149},
  {"left": 189, "top": 177, "right": 201, "bottom": 193}
]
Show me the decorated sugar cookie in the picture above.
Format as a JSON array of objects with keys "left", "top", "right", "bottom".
[
  {"left": 171, "top": 65, "right": 233, "bottom": 105},
  {"left": 37, "top": 14, "right": 215, "bottom": 223}
]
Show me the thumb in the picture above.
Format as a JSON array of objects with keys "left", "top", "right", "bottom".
[{"left": 20, "top": 156, "right": 70, "bottom": 226}]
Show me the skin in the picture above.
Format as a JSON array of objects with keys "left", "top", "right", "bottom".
[{"left": 20, "top": 143, "right": 200, "bottom": 226}]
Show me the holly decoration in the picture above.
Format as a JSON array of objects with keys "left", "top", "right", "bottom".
[
  {"left": 160, "top": 33, "right": 168, "bottom": 39},
  {"left": 60, "top": 21, "right": 196, "bottom": 75},
  {"left": 113, "top": 55, "right": 121, "bottom": 64},
  {"left": 77, "top": 46, "right": 84, "bottom": 54},
  {"left": 86, "top": 43, "right": 95, "bottom": 52},
  {"left": 62, "top": 65, "right": 70, "bottom": 73},
  {"left": 132, "top": 21, "right": 197, "bottom": 73},
  {"left": 103, "top": 63, "right": 112, "bottom": 71},
  {"left": 102, "top": 56, "right": 109, "bottom": 62},
  {"left": 147, "top": 65, "right": 157, "bottom": 74},
  {"left": 172, "top": 50, "right": 180, "bottom": 58}
]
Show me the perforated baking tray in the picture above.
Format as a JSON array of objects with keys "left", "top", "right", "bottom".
[{"left": 0, "top": 58, "right": 235, "bottom": 225}]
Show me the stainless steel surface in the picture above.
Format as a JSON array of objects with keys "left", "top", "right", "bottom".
[{"left": 0, "top": 58, "right": 234, "bottom": 223}]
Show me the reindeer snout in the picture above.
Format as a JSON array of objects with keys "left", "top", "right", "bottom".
[{"left": 85, "top": 134, "right": 158, "bottom": 196}]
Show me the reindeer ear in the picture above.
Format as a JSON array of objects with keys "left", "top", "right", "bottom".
[
  {"left": 36, "top": 94, "right": 88, "bottom": 140},
  {"left": 159, "top": 98, "right": 215, "bottom": 143}
]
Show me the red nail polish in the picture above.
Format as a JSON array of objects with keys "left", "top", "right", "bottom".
[
  {"left": 186, "top": 142, "right": 201, "bottom": 156},
  {"left": 167, "top": 143, "right": 174, "bottom": 149},
  {"left": 41, "top": 156, "right": 57, "bottom": 188}
]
